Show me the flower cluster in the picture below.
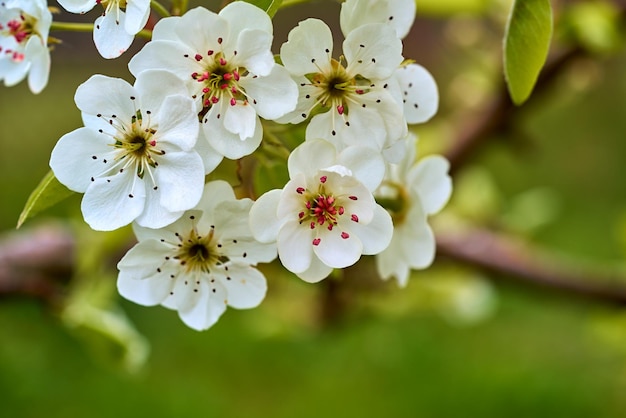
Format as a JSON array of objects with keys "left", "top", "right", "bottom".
[
  {"left": 0, "top": 0, "right": 51, "bottom": 93},
  {"left": 29, "top": 0, "right": 452, "bottom": 330}
]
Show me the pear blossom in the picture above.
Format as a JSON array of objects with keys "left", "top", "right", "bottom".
[
  {"left": 128, "top": 2, "right": 298, "bottom": 160},
  {"left": 250, "top": 139, "right": 393, "bottom": 283},
  {"left": 393, "top": 63, "right": 439, "bottom": 124},
  {"left": 339, "top": 0, "right": 439, "bottom": 127},
  {"left": 340, "top": 0, "right": 416, "bottom": 39},
  {"left": 50, "top": 70, "right": 205, "bottom": 231},
  {"left": 0, "top": 0, "right": 51, "bottom": 93},
  {"left": 375, "top": 137, "right": 452, "bottom": 287},
  {"left": 56, "top": 0, "right": 150, "bottom": 59},
  {"left": 118, "top": 180, "right": 276, "bottom": 331},
  {"left": 278, "top": 18, "right": 407, "bottom": 155}
]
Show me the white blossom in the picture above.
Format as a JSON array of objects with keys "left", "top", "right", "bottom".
[
  {"left": 278, "top": 18, "right": 407, "bottom": 155},
  {"left": 375, "top": 137, "right": 452, "bottom": 287},
  {"left": 56, "top": 0, "right": 150, "bottom": 59},
  {"left": 128, "top": 2, "right": 298, "bottom": 160},
  {"left": 118, "top": 180, "right": 276, "bottom": 331},
  {"left": 340, "top": 0, "right": 416, "bottom": 39},
  {"left": 392, "top": 63, "right": 439, "bottom": 124},
  {"left": 0, "top": 0, "right": 51, "bottom": 93},
  {"left": 250, "top": 139, "right": 393, "bottom": 283},
  {"left": 50, "top": 70, "right": 205, "bottom": 231}
]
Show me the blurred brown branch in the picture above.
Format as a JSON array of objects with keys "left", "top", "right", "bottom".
[
  {"left": 437, "top": 227, "right": 626, "bottom": 306},
  {"left": 445, "top": 47, "right": 585, "bottom": 174}
]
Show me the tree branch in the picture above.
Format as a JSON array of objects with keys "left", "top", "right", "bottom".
[{"left": 436, "top": 226, "right": 626, "bottom": 306}]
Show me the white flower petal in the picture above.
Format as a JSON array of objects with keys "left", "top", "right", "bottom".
[
  {"left": 340, "top": 0, "right": 416, "bottom": 39},
  {"left": 234, "top": 29, "right": 274, "bottom": 77},
  {"left": 288, "top": 139, "right": 337, "bottom": 179},
  {"left": 24, "top": 37, "right": 49, "bottom": 94},
  {"left": 223, "top": 102, "right": 258, "bottom": 140},
  {"left": 249, "top": 189, "right": 284, "bottom": 243},
  {"left": 178, "top": 280, "right": 228, "bottom": 331},
  {"left": 375, "top": 235, "right": 411, "bottom": 286},
  {"left": 50, "top": 127, "right": 114, "bottom": 192},
  {"left": 173, "top": 7, "right": 227, "bottom": 55},
  {"left": 75, "top": 74, "right": 136, "bottom": 119},
  {"left": 313, "top": 228, "right": 363, "bottom": 268},
  {"left": 408, "top": 155, "right": 452, "bottom": 215},
  {"left": 194, "top": 128, "right": 224, "bottom": 174},
  {"left": 277, "top": 221, "right": 314, "bottom": 274},
  {"left": 241, "top": 65, "right": 298, "bottom": 120},
  {"left": 153, "top": 151, "right": 204, "bottom": 213},
  {"left": 395, "top": 64, "right": 439, "bottom": 124},
  {"left": 196, "top": 180, "right": 236, "bottom": 213},
  {"left": 129, "top": 40, "right": 197, "bottom": 82},
  {"left": 219, "top": 1, "right": 273, "bottom": 37},
  {"left": 94, "top": 12, "right": 134, "bottom": 59},
  {"left": 117, "top": 241, "right": 174, "bottom": 305},
  {"left": 344, "top": 23, "right": 403, "bottom": 80},
  {"left": 305, "top": 105, "right": 385, "bottom": 151},
  {"left": 337, "top": 145, "right": 385, "bottom": 191},
  {"left": 204, "top": 105, "right": 262, "bottom": 159},
  {"left": 400, "top": 214, "right": 436, "bottom": 269},
  {"left": 134, "top": 187, "right": 185, "bottom": 229},
  {"left": 82, "top": 174, "right": 146, "bottom": 231},
  {"left": 155, "top": 94, "right": 199, "bottom": 151},
  {"left": 134, "top": 69, "right": 191, "bottom": 115},
  {"left": 280, "top": 18, "right": 333, "bottom": 76},
  {"left": 56, "top": 0, "right": 95, "bottom": 13},
  {"left": 117, "top": 272, "right": 173, "bottom": 306},
  {"left": 349, "top": 203, "right": 393, "bottom": 255},
  {"left": 220, "top": 265, "right": 267, "bottom": 309},
  {"left": 275, "top": 78, "right": 318, "bottom": 124},
  {"left": 124, "top": 0, "right": 150, "bottom": 35},
  {"left": 150, "top": 15, "right": 181, "bottom": 40},
  {"left": 296, "top": 256, "right": 333, "bottom": 283}
]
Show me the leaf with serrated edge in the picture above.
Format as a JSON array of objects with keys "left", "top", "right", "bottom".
[
  {"left": 504, "top": 0, "right": 553, "bottom": 105},
  {"left": 17, "top": 170, "right": 75, "bottom": 228}
]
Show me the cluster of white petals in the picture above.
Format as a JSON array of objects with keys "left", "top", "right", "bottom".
[
  {"left": 50, "top": 70, "right": 205, "bottom": 231},
  {"left": 129, "top": 2, "right": 298, "bottom": 159},
  {"left": 118, "top": 181, "right": 276, "bottom": 331},
  {"left": 0, "top": 0, "right": 51, "bottom": 93},
  {"left": 278, "top": 18, "right": 407, "bottom": 158},
  {"left": 41, "top": 0, "right": 451, "bottom": 331},
  {"left": 56, "top": 0, "right": 150, "bottom": 59},
  {"left": 250, "top": 139, "right": 393, "bottom": 282},
  {"left": 375, "top": 137, "right": 452, "bottom": 287}
]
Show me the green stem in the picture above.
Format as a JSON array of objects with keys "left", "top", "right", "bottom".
[
  {"left": 49, "top": 22, "right": 152, "bottom": 40},
  {"left": 150, "top": 0, "right": 171, "bottom": 18},
  {"left": 171, "top": 0, "right": 189, "bottom": 16},
  {"left": 49, "top": 22, "right": 94, "bottom": 33}
]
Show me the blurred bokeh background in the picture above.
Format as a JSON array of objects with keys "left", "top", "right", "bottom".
[{"left": 3, "top": 0, "right": 626, "bottom": 416}]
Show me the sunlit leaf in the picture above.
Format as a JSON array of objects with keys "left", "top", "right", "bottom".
[
  {"left": 242, "top": 0, "right": 284, "bottom": 17},
  {"left": 503, "top": 0, "right": 553, "bottom": 105},
  {"left": 17, "top": 170, "right": 75, "bottom": 229},
  {"left": 418, "top": 0, "right": 489, "bottom": 16}
]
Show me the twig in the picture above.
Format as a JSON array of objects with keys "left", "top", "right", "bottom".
[
  {"left": 445, "top": 47, "right": 586, "bottom": 174},
  {"left": 436, "top": 226, "right": 626, "bottom": 306}
]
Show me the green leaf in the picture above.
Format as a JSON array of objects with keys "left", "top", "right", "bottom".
[
  {"left": 242, "top": 0, "right": 284, "bottom": 18},
  {"left": 17, "top": 170, "right": 75, "bottom": 228},
  {"left": 503, "top": 0, "right": 553, "bottom": 105}
]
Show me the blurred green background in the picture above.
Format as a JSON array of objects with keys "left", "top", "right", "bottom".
[{"left": 3, "top": 0, "right": 626, "bottom": 417}]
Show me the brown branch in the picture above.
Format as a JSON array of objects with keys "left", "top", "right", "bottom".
[
  {"left": 445, "top": 46, "right": 586, "bottom": 174},
  {"left": 436, "top": 227, "right": 626, "bottom": 306}
]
